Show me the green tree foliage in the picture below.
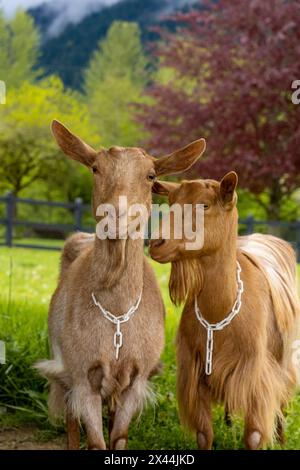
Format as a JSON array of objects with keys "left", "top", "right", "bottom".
[
  {"left": 0, "top": 77, "right": 98, "bottom": 200},
  {"left": 140, "top": 0, "right": 300, "bottom": 221},
  {"left": 0, "top": 9, "right": 99, "bottom": 203},
  {"left": 0, "top": 10, "right": 40, "bottom": 87},
  {"left": 84, "top": 21, "right": 148, "bottom": 147}
]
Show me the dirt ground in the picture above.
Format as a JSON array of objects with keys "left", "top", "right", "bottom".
[{"left": 0, "top": 427, "right": 65, "bottom": 450}]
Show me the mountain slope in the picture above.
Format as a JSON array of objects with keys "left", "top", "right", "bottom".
[{"left": 29, "top": 0, "right": 196, "bottom": 89}]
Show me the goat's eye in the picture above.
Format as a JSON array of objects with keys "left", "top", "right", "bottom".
[
  {"left": 92, "top": 167, "right": 98, "bottom": 174},
  {"left": 147, "top": 172, "right": 156, "bottom": 182},
  {"left": 198, "top": 203, "right": 210, "bottom": 210}
]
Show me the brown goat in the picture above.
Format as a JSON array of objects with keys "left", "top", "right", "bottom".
[
  {"left": 150, "top": 173, "right": 300, "bottom": 449},
  {"left": 35, "top": 120, "right": 206, "bottom": 450}
]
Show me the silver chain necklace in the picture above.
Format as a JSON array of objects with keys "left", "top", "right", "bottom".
[
  {"left": 92, "top": 291, "right": 142, "bottom": 360},
  {"left": 194, "top": 261, "right": 244, "bottom": 375}
]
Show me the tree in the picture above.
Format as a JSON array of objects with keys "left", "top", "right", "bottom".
[
  {"left": 0, "top": 9, "right": 98, "bottom": 203},
  {"left": 140, "top": 0, "right": 300, "bottom": 220},
  {"left": 0, "top": 77, "right": 98, "bottom": 200},
  {"left": 0, "top": 10, "right": 40, "bottom": 87},
  {"left": 84, "top": 21, "right": 148, "bottom": 147}
]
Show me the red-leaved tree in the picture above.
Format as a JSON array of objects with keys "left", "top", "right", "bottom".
[{"left": 140, "top": 0, "right": 300, "bottom": 219}]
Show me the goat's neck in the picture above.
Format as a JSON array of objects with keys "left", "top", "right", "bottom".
[
  {"left": 91, "top": 237, "right": 144, "bottom": 312},
  {"left": 197, "top": 237, "right": 238, "bottom": 324}
]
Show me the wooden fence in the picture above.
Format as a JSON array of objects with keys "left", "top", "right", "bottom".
[
  {"left": 0, "top": 192, "right": 92, "bottom": 251},
  {"left": 1, "top": 192, "right": 300, "bottom": 261}
]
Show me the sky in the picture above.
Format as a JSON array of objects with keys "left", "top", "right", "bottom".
[
  {"left": 0, "top": 0, "right": 196, "bottom": 36},
  {"left": 0, "top": 1, "right": 121, "bottom": 35},
  {"left": 0, "top": 0, "right": 120, "bottom": 17}
]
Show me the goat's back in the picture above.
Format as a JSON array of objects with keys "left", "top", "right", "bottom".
[{"left": 238, "top": 233, "right": 300, "bottom": 334}]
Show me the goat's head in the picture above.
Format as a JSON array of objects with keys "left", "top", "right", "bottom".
[
  {"left": 51, "top": 120, "right": 206, "bottom": 239},
  {"left": 150, "top": 172, "right": 238, "bottom": 263}
]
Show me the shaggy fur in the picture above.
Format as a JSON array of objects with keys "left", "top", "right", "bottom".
[
  {"left": 169, "top": 257, "right": 203, "bottom": 306},
  {"left": 150, "top": 174, "right": 300, "bottom": 449}
]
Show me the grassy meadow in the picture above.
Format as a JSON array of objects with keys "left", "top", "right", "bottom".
[{"left": 0, "top": 246, "right": 300, "bottom": 449}]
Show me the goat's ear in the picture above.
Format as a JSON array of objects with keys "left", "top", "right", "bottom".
[
  {"left": 152, "top": 180, "right": 180, "bottom": 196},
  {"left": 220, "top": 171, "right": 238, "bottom": 208},
  {"left": 154, "top": 138, "right": 206, "bottom": 176},
  {"left": 51, "top": 120, "right": 97, "bottom": 167}
]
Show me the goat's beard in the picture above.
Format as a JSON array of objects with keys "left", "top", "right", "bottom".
[
  {"left": 169, "top": 257, "right": 204, "bottom": 306},
  {"left": 101, "top": 239, "right": 127, "bottom": 288}
]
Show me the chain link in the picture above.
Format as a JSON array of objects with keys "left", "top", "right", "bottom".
[
  {"left": 92, "top": 290, "right": 142, "bottom": 360},
  {"left": 195, "top": 261, "right": 244, "bottom": 376}
]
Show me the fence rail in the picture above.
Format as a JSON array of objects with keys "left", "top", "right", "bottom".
[
  {"left": 0, "top": 192, "right": 92, "bottom": 251},
  {"left": 0, "top": 192, "right": 300, "bottom": 261}
]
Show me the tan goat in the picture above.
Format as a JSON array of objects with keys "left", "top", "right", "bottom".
[
  {"left": 150, "top": 173, "right": 300, "bottom": 449},
  {"left": 35, "top": 120, "right": 206, "bottom": 450}
]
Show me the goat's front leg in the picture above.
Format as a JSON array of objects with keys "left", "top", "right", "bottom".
[
  {"left": 109, "top": 377, "right": 148, "bottom": 450},
  {"left": 194, "top": 383, "right": 214, "bottom": 450},
  {"left": 66, "top": 409, "right": 80, "bottom": 450},
  {"left": 244, "top": 409, "right": 264, "bottom": 450},
  {"left": 178, "top": 378, "right": 213, "bottom": 449},
  {"left": 177, "top": 338, "right": 213, "bottom": 449},
  {"left": 244, "top": 400, "right": 285, "bottom": 450},
  {"left": 84, "top": 394, "right": 106, "bottom": 450},
  {"left": 70, "top": 385, "right": 106, "bottom": 450},
  {"left": 244, "top": 396, "right": 279, "bottom": 450}
]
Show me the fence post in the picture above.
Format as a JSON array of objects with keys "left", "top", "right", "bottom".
[
  {"left": 246, "top": 214, "right": 254, "bottom": 235},
  {"left": 5, "top": 191, "right": 14, "bottom": 247},
  {"left": 296, "top": 220, "right": 300, "bottom": 263},
  {"left": 74, "top": 198, "right": 83, "bottom": 231}
]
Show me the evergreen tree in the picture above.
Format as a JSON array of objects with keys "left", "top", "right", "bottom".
[
  {"left": 84, "top": 21, "right": 148, "bottom": 147},
  {"left": 0, "top": 10, "right": 40, "bottom": 87}
]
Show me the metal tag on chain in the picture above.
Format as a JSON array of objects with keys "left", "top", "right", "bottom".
[
  {"left": 205, "top": 329, "right": 213, "bottom": 375},
  {"left": 113, "top": 321, "right": 123, "bottom": 360}
]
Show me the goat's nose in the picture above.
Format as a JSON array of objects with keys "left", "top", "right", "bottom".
[{"left": 151, "top": 239, "right": 165, "bottom": 249}]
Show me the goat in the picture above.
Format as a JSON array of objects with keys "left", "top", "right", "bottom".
[
  {"left": 35, "top": 120, "right": 206, "bottom": 450},
  {"left": 150, "top": 172, "right": 300, "bottom": 449}
]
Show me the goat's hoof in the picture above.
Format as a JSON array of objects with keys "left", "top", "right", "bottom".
[
  {"left": 246, "top": 430, "right": 262, "bottom": 450},
  {"left": 197, "top": 432, "right": 209, "bottom": 450},
  {"left": 114, "top": 438, "right": 127, "bottom": 450}
]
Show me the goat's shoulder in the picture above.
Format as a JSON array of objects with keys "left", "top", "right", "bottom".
[{"left": 60, "top": 232, "right": 95, "bottom": 278}]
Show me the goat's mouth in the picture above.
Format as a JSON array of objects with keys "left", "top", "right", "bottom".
[
  {"left": 96, "top": 214, "right": 148, "bottom": 240},
  {"left": 149, "top": 239, "right": 178, "bottom": 263}
]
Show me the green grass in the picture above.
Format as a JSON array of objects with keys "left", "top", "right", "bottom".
[
  {"left": 0, "top": 237, "right": 65, "bottom": 249},
  {"left": 0, "top": 247, "right": 300, "bottom": 449}
]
